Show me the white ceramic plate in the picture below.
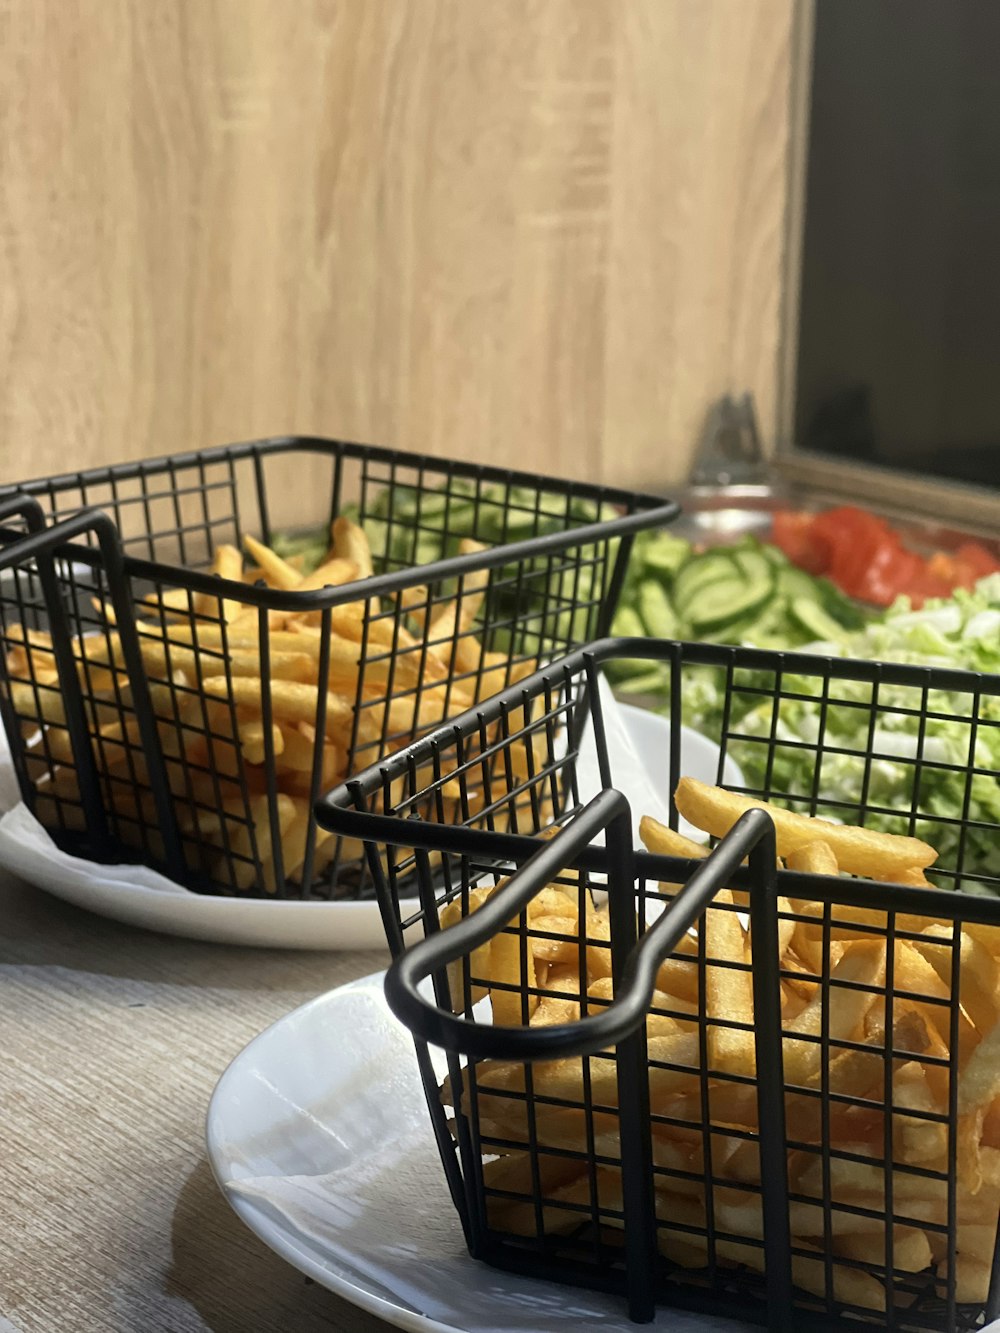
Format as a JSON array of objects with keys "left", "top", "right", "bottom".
[
  {"left": 206, "top": 972, "right": 748, "bottom": 1332},
  {"left": 0, "top": 697, "right": 742, "bottom": 950}
]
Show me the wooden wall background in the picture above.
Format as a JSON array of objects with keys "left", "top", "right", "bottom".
[{"left": 0, "top": 0, "right": 796, "bottom": 496}]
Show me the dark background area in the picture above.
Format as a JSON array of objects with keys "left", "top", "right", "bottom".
[{"left": 795, "top": 0, "right": 1000, "bottom": 488}]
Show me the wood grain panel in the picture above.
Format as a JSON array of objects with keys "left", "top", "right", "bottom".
[
  {"left": 604, "top": 0, "right": 794, "bottom": 487},
  {"left": 0, "top": 1, "right": 795, "bottom": 497}
]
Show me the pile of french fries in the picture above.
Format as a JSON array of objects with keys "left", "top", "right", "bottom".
[
  {"left": 3, "top": 518, "right": 538, "bottom": 892},
  {"left": 440, "top": 777, "right": 1000, "bottom": 1314}
]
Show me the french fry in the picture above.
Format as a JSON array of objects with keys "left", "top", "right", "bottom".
[
  {"left": 587, "top": 975, "right": 696, "bottom": 1037},
  {"left": 897, "top": 867, "right": 935, "bottom": 888},
  {"left": 581, "top": 901, "right": 614, "bottom": 981},
  {"left": 241, "top": 534, "right": 303, "bottom": 590},
  {"left": 527, "top": 915, "right": 578, "bottom": 965},
  {"left": 211, "top": 791, "right": 299, "bottom": 891},
  {"left": 638, "top": 814, "right": 709, "bottom": 891},
  {"left": 656, "top": 1192, "right": 888, "bottom": 1311},
  {"left": 209, "top": 544, "right": 245, "bottom": 621},
  {"left": 156, "top": 586, "right": 196, "bottom": 617},
  {"left": 959, "top": 1018, "right": 1000, "bottom": 1119},
  {"left": 836, "top": 1225, "right": 932, "bottom": 1273},
  {"left": 380, "top": 683, "right": 476, "bottom": 738},
  {"left": 893, "top": 1060, "right": 948, "bottom": 1166},
  {"left": 294, "top": 557, "right": 359, "bottom": 594},
  {"left": 465, "top": 651, "right": 537, "bottom": 705},
  {"left": 675, "top": 776, "right": 936, "bottom": 877},
  {"left": 199, "top": 675, "right": 353, "bottom": 740},
  {"left": 654, "top": 951, "right": 701, "bottom": 1005},
  {"left": 331, "top": 516, "right": 374, "bottom": 579},
  {"left": 237, "top": 717, "right": 285, "bottom": 766},
  {"left": 484, "top": 1158, "right": 612, "bottom": 1236},
  {"left": 463, "top": 1032, "right": 702, "bottom": 1112},
  {"left": 328, "top": 604, "right": 447, "bottom": 678},
  {"left": 13, "top": 517, "right": 506, "bottom": 904},
  {"left": 8, "top": 680, "right": 68, "bottom": 727},
  {"left": 489, "top": 922, "right": 538, "bottom": 1026},
  {"left": 277, "top": 739, "right": 347, "bottom": 796},
  {"left": 455, "top": 793, "right": 991, "bottom": 1316},
  {"left": 703, "top": 888, "right": 755, "bottom": 1077},
  {"left": 530, "top": 969, "right": 587, "bottom": 1028},
  {"left": 399, "top": 584, "right": 430, "bottom": 630},
  {"left": 786, "top": 838, "right": 839, "bottom": 880},
  {"left": 272, "top": 722, "right": 319, "bottom": 774},
  {"left": 913, "top": 923, "right": 1000, "bottom": 1037},
  {"left": 892, "top": 940, "right": 979, "bottom": 1064},
  {"left": 782, "top": 940, "right": 887, "bottom": 1087},
  {"left": 426, "top": 540, "right": 490, "bottom": 665},
  {"left": 440, "top": 885, "right": 498, "bottom": 1010},
  {"left": 138, "top": 641, "right": 313, "bottom": 686}
]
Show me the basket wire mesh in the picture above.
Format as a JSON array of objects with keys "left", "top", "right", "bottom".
[
  {"left": 318, "top": 638, "right": 1000, "bottom": 1330},
  {"left": 0, "top": 438, "right": 676, "bottom": 899}
]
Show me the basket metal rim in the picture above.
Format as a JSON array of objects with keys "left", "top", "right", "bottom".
[
  {"left": 319, "top": 635, "right": 1000, "bottom": 806},
  {"left": 7, "top": 506, "right": 677, "bottom": 611},
  {"left": 0, "top": 433, "right": 676, "bottom": 517},
  {"left": 0, "top": 435, "right": 679, "bottom": 607}
]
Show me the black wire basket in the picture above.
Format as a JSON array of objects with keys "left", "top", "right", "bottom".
[
  {"left": 0, "top": 439, "right": 676, "bottom": 900},
  {"left": 317, "top": 638, "right": 1000, "bottom": 1330}
]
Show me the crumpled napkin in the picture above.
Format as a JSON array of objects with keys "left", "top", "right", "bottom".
[{"left": 0, "top": 728, "right": 190, "bottom": 896}]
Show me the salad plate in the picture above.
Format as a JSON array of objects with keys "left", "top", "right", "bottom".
[{"left": 206, "top": 971, "right": 748, "bottom": 1332}]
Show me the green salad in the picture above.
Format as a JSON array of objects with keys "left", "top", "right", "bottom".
[{"left": 678, "top": 575, "right": 1000, "bottom": 893}]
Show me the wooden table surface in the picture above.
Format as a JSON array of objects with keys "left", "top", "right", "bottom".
[{"left": 0, "top": 873, "right": 397, "bottom": 1333}]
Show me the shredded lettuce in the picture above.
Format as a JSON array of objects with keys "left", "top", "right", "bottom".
[{"left": 681, "top": 575, "right": 1000, "bottom": 894}]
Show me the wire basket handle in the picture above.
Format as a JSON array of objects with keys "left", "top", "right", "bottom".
[
  {"left": 0, "top": 500, "right": 186, "bottom": 878},
  {"left": 385, "top": 801, "right": 778, "bottom": 1063},
  {"left": 385, "top": 800, "right": 789, "bottom": 1325}
]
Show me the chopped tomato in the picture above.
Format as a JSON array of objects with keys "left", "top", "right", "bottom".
[
  {"left": 855, "top": 544, "right": 918, "bottom": 606},
  {"left": 771, "top": 511, "right": 826, "bottom": 573},
  {"left": 928, "top": 551, "right": 974, "bottom": 591},
  {"left": 956, "top": 541, "right": 1000, "bottom": 580},
  {"left": 769, "top": 507, "right": 999, "bottom": 607},
  {"left": 805, "top": 507, "right": 900, "bottom": 600},
  {"left": 904, "top": 568, "right": 956, "bottom": 607}
]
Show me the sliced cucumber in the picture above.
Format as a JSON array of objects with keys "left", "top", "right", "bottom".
[
  {"left": 790, "top": 597, "right": 849, "bottom": 644},
  {"left": 686, "top": 569, "right": 774, "bottom": 632},
  {"left": 818, "top": 577, "right": 869, "bottom": 630},
  {"left": 741, "top": 600, "right": 800, "bottom": 646},
  {"left": 672, "top": 553, "right": 739, "bottom": 617},
  {"left": 271, "top": 526, "right": 329, "bottom": 572},
  {"left": 494, "top": 509, "right": 539, "bottom": 539},
  {"left": 759, "top": 542, "right": 791, "bottom": 569},
  {"left": 604, "top": 605, "right": 656, "bottom": 680},
  {"left": 614, "top": 666, "right": 670, "bottom": 696},
  {"left": 568, "top": 496, "right": 607, "bottom": 524},
  {"left": 362, "top": 518, "right": 390, "bottom": 564},
  {"left": 435, "top": 500, "right": 476, "bottom": 534},
  {"left": 414, "top": 533, "right": 444, "bottom": 566},
  {"left": 612, "top": 604, "right": 646, "bottom": 641},
  {"left": 638, "top": 580, "right": 679, "bottom": 638},
  {"left": 777, "top": 565, "right": 823, "bottom": 604},
  {"left": 642, "top": 533, "right": 690, "bottom": 577},
  {"left": 732, "top": 548, "right": 773, "bottom": 587}
]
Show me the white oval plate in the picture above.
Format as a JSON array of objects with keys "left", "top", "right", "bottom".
[
  {"left": 206, "top": 971, "right": 748, "bottom": 1332},
  {"left": 0, "top": 699, "right": 741, "bottom": 950}
]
